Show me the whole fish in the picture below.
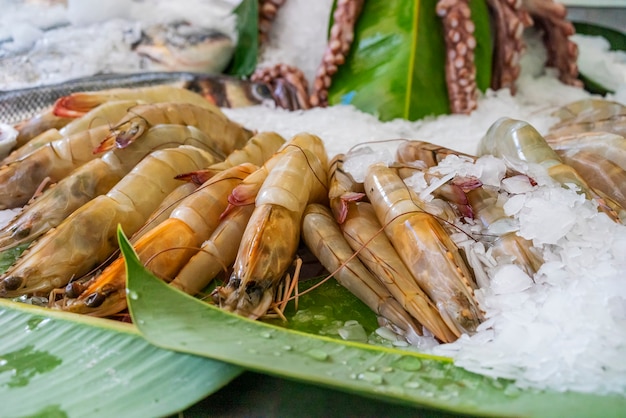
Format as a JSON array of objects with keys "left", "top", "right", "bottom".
[{"left": 0, "top": 72, "right": 278, "bottom": 125}]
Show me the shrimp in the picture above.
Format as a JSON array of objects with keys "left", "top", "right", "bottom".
[
  {"left": 547, "top": 131, "right": 626, "bottom": 172},
  {"left": 465, "top": 187, "right": 544, "bottom": 280},
  {"left": 556, "top": 149, "right": 626, "bottom": 214},
  {"left": 0, "top": 125, "right": 220, "bottom": 249},
  {"left": 0, "top": 145, "right": 218, "bottom": 297},
  {"left": 364, "top": 163, "right": 483, "bottom": 336},
  {"left": 57, "top": 163, "right": 257, "bottom": 317},
  {"left": 214, "top": 134, "right": 329, "bottom": 318},
  {"left": 0, "top": 124, "right": 111, "bottom": 209},
  {"left": 478, "top": 117, "right": 621, "bottom": 222},
  {"left": 547, "top": 98, "right": 626, "bottom": 138},
  {"left": 53, "top": 85, "right": 223, "bottom": 118},
  {"left": 301, "top": 203, "right": 424, "bottom": 341},
  {"left": 341, "top": 202, "right": 457, "bottom": 342},
  {"left": 94, "top": 102, "right": 252, "bottom": 155}
]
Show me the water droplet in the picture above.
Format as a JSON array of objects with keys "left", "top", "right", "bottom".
[
  {"left": 126, "top": 290, "right": 139, "bottom": 300},
  {"left": 358, "top": 372, "right": 383, "bottom": 385},
  {"left": 248, "top": 348, "right": 258, "bottom": 355},
  {"left": 404, "top": 381, "right": 421, "bottom": 389},
  {"left": 282, "top": 345, "right": 292, "bottom": 351},
  {"left": 391, "top": 356, "right": 423, "bottom": 371},
  {"left": 260, "top": 331, "right": 272, "bottom": 339},
  {"left": 306, "top": 349, "right": 328, "bottom": 361},
  {"left": 382, "top": 366, "right": 394, "bottom": 373},
  {"left": 368, "top": 366, "right": 377, "bottom": 372},
  {"left": 136, "top": 319, "right": 145, "bottom": 325}
]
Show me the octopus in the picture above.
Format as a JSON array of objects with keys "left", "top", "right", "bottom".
[{"left": 253, "top": 0, "right": 581, "bottom": 115}]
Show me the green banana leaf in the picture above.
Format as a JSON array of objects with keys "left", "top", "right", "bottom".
[
  {"left": 0, "top": 299, "right": 242, "bottom": 418},
  {"left": 327, "top": 0, "right": 492, "bottom": 121},
  {"left": 225, "top": 0, "right": 259, "bottom": 77},
  {"left": 121, "top": 229, "right": 626, "bottom": 418},
  {"left": 573, "top": 22, "right": 626, "bottom": 95}
]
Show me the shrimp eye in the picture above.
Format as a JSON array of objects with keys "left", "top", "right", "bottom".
[
  {"left": 2, "top": 275, "right": 22, "bottom": 291},
  {"left": 85, "top": 292, "right": 106, "bottom": 308},
  {"left": 65, "top": 281, "right": 85, "bottom": 299},
  {"left": 252, "top": 82, "right": 272, "bottom": 101}
]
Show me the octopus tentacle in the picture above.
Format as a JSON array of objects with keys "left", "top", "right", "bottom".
[
  {"left": 258, "top": 0, "right": 287, "bottom": 45},
  {"left": 487, "top": 0, "right": 532, "bottom": 93},
  {"left": 251, "top": 63, "right": 311, "bottom": 110},
  {"left": 436, "top": 0, "right": 479, "bottom": 114},
  {"left": 310, "top": 0, "right": 364, "bottom": 107},
  {"left": 523, "top": 0, "right": 581, "bottom": 88}
]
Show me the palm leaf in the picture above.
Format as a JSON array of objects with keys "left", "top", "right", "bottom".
[
  {"left": 121, "top": 228, "right": 626, "bottom": 418},
  {"left": 0, "top": 299, "right": 241, "bottom": 417}
]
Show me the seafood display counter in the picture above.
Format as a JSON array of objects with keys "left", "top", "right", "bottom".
[{"left": 0, "top": 1, "right": 625, "bottom": 418}]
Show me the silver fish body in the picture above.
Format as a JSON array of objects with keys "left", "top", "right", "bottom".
[{"left": 0, "top": 72, "right": 276, "bottom": 125}]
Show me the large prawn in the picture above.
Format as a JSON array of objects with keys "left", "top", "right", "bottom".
[
  {"left": 0, "top": 125, "right": 223, "bottom": 250},
  {"left": 57, "top": 163, "right": 257, "bottom": 317},
  {"left": 0, "top": 124, "right": 112, "bottom": 209},
  {"left": 213, "top": 134, "right": 329, "bottom": 319},
  {"left": 301, "top": 203, "right": 424, "bottom": 342},
  {"left": 52, "top": 85, "right": 224, "bottom": 118},
  {"left": 478, "top": 117, "right": 623, "bottom": 222},
  {"left": 94, "top": 101, "right": 252, "bottom": 155},
  {"left": 364, "top": 163, "right": 483, "bottom": 336},
  {"left": 0, "top": 145, "right": 218, "bottom": 297}
]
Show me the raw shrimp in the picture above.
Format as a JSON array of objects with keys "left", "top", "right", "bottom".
[
  {"left": 341, "top": 202, "right": 457, "bottom": 342},
  {"left": 0, "top": 124, "right": 111, "bottom": 209},
  {"left": 478, "top": 117, "right": 621, "bottom": 222},
  {"left": 465, "top": 187, "right": 544, "bottom": 280},
  {"left": 53, "top": 85, "right": 223, "bottom": 118},
  {"left": 365, "top": 163, "right": 483, "bottom": 336},
  {"left": 547, "top": 98, "right": 626, "bottom": 138},
  {"left": 95, "top": 102, "right": 252, "bottom": 155},
  {"left": 214, "top": 134, "right": 329, "bottom": 318},
  {"left": 57, "top": 163, "right": 257, "bottom": 317},
  {"left": 547, "top": 131, "right": 626, "bottom": 172},
  {"left": 0, "top": 145, "right": 218, "bottom": 297},
  {"left": 557, "top": 149, "right": 626, "bottom": 212},
  {"left": 0, "top": 125, "right": 220, "bottom": 249},
  {"left": 301, "top": 203, "right": 423, "bottom": 341}
]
